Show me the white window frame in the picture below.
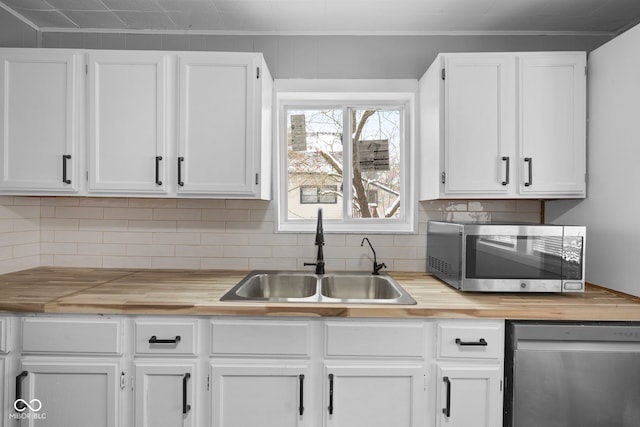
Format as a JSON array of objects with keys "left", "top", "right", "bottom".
[{"left": 274, "top": 79, "right": 417, "bottom": 233}]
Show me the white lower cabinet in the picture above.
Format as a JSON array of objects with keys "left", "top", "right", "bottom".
[
  {"left": 16, "top": 360, "right": 121, "bottom": 427},
  {"left": 436, "top": 365, "right": 502, "bottom": 427},
  {"left": 210, "top": 363, "right": 310, "bottom": 427},
  {"left": 3, "top": 314, "right": 504, "bottom": 427},
  {"left": 15, "top": 315, "right": 125, "bottom": 427},
  {"left": 324, "top": 364, "right": 425, "bottom": 427},
  {"left": 134, "top": 362, "right": 196, "bottom": 427},
  {"left": 435, "top": 320, "right": 504, "bottom": 427},
  {"left": 132, "top": 318, "right": 202, "bottom": 427}
]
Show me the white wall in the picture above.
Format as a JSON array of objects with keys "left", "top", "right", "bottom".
[
  {"left": 39, "top": 32, "right": 611, "bottom": 79},
  {"left": 0, "top": 8, "right": 37, "bottom": 47},
  {"left": 546, "top": 23, "right": 640, "bottom": 297}
]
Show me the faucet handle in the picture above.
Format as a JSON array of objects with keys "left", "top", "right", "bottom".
[{"left": 373, "top": 262, "right": 387, "bottom": 275}]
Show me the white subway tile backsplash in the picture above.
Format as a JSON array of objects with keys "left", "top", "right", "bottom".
[
  {"left": 104, "top": 231, "right": 154, "bottom": 244},
  {"left": 154, "top": 208, "right": 202, "bottom": 221},
  {"left": 201, "top": 233, "right": 249, "bottom": 246},
  {"left": 126, "top": 244, "right": 175, "bottom": 257},
  {"left": 53, "top": 254, "right": 102, "bottom": 268},
  {"left": 201, "top": 257, "right": 249, "bottom": 270},
  {"left": 223, "top": 245, "right": 272, "bottom": 258},
  {"left": 54, "top": 230, "right": 102, "bottom": 243},
  {"left": 176, "top": 244, "right": 223, "bottom": 257},
  {"left": 104, "top": 207, "right": 153, "bottom": 220},
  {"left": 0, "top": 197, "right": 542, "bottom": 274},
  {"left": 152, "top": 232, "right": 201, "bottom": 245},
  {"left": 203, "top": 208, "right": 250, "bottom": 222},
  {"left": 151, "top": 257, "right": 200, "bottom": 270},
  {"left": 128, "top": 220, "right": 178, "bottom": 232},
  {"left": 41, "top": 242, "right": 77, "bottom": 255},
  {"left": 55, "top": 206, "right": 104, "bottom": 219},
  {"left": 103, "top": 255, "right": 151, "bottom": 269},
  {"left": 78, "top": 243, "right": 126, "bottom": 256},
  {"left": 0, "top": 219, "right": 12, "bottom": 233}
]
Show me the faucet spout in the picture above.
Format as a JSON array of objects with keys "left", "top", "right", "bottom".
[
  {"left": 361, "top": 237, "right": 386, "bottom": 275},
  {"left": 304, "top": 208, "right": 325, "bottom": 274}
]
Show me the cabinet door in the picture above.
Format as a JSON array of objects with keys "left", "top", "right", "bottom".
[
  {"left": 210, "top": 363, "right": 309, "bottom": 427},
  {"left": 88, "top": 52, "right": 170, "bottom": 194},
  {"left": 17, "top": 360, "right": 120, "bottom": 427},
  {"left": 518, "top": 53, "right": 586, "bottom": 196},
  {"left": 178, "top": 53, "right": 258, "bottom": 197},
  {"left": 443, "top": 54, "right": 516, "bottom": 196},
  {"left": 324, "top": 364, "right": 425, "bottom": 427},
  {"left": 436, "top": 365, "right": 502, "bottom": 427},
  {"left": 135, "top": 362, "right": 195, "bottom": 427},
  {"left": 0, "top": 49, "right": 80, "bottom": 193}
]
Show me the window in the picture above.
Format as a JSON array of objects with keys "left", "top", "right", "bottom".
[{"left": 275, "top": 81, "right": 416, "bottom": 233}]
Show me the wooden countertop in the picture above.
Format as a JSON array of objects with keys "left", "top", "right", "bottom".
[{"left": 1, "top": 267, "right": 640, "bottom": 320}]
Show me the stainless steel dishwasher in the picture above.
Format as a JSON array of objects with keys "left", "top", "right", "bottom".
[{"left": 505, "top": 321, "right": 640, "bottom": 427}]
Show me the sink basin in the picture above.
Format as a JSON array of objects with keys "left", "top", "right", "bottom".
[
  {"left": 221, "top": 272, "right": 318, "bottom": 301},
  {"left": 320, "top": 274, "right": 401, "bottom": 300},
  {"left": 221, "top": 271, "right": 416, "bottom": 305}
]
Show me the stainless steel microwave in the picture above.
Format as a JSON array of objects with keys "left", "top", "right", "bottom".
[{"left": 427, "top": 221, "right": 586, "bottom": 292}]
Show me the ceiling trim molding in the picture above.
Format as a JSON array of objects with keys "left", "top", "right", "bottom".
[
  {"left": 36, "top": 27, "right": 618, "bottom": 37},
  {"left": 0, "top": 2, "right": 39, "bottom": 31}
]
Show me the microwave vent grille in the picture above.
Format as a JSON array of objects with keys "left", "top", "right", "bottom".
[{"left": 428, "top": 255, "right": 452, "bottom": 277}]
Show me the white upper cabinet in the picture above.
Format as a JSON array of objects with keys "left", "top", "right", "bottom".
[
  {"left": 419, "top": 51, "right": 586, "bottom": 200},
  {"left": 0, "top": 48, "right": 272, "bottom": 199},
  {"left": 0, "top": 49, "right": 82, "bottom": 194},
  {"left": 87, "top": 51, "right": 171, "bottom": 195},
  {"left": 518, "top": 53, "right": 586, "bottom": 196},
  {"left": 441, "top": 54, "right": 516, "bottom": 196},
  {"left": 178, "top": 52, "right": 272, "bottom": 199}
]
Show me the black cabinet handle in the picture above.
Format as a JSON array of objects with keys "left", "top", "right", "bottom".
[
  {"left": 455, "top": 338, "right": 488, "bottom": 346},
  {"left": 299, "top": 374, "right": 305, "bottom": 416},
  {"left": 182, "top": 373, "right": 191, "bottom": 414},
  {"left": 62, "top": 154, "right": 72, "bottom": 184},
  {"left": 442, "top": 376, "right": 451, "bottom": 417},
  {"left": 501, "top": 156, "right": 510, "bottom": 185},
  {"left": 178, "top": 157, "right": 184, "bottom": 187},
  {"left": 155, "top": 156, "right": 163, "bottom": 186},
  {"left": 524, "top": 157, "right": 533, "bottom": 187},
  {"left": 15, "top": 370, "right": 28, "bottom": 411},
  {"left": 148, "top": 335, "right": 181, "bottom": 344},
  {"left": 328, "top": 373, "right": 334, "bottom": 415}
]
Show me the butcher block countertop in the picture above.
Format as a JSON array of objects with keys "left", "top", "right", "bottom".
[{"left": 1, "top": 267, "right": 640, "bottom": 320}]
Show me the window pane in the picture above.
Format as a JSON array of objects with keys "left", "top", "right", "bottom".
[
  {"left": 351, "top": 108, "right": 401, "bottom": 219},
  {"left": 287, "top": 109, "right": 343, "bottom": 220}
]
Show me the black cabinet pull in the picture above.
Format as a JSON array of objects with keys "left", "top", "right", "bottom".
[
  {"left": 501, "top": 156, "right": 510, "bottom": 185},
  {"left": 182, "top": 373, "right": 191, "bottom": 414},
  {"left": 15, "top": 370, "right": 28, "bottom": 410},
  {"left": 155, "top": 156, "right": 163, "bottom": 186},
  {"left": 524, "top": 157, "right": 533, "bottom": 187},
  {"left": 442, "top": 376, "right": 451, "bottom": 417},
  {"left": 148, "top": 335, "right": 181, "bottom": 344},
  {"left": 455, "top": 338, "right": 488, "bottom": 346},
  {"left": 328, "top": 373, "right": 334, "bottom": 415},
  {"left": 178, "top": 157, "right": 184, "bottom": 187},
  {"left": 62, "top": 154, "right": 72, "bottom": 184},
  {"left": 298, "top": 374, "right": 305, "bottom": 416}
]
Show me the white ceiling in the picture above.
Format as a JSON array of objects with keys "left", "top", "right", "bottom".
[{"left": 1, "top": 0, "right": 640, "bottom": 35}]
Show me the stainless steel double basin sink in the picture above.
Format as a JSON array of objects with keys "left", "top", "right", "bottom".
[{"left": 221, "top": 270, "right": 416, "bottom": 305}]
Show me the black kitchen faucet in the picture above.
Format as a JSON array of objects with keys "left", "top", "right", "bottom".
[{"left": 304, "top": 208, "right": 325, "bottom": 274}]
